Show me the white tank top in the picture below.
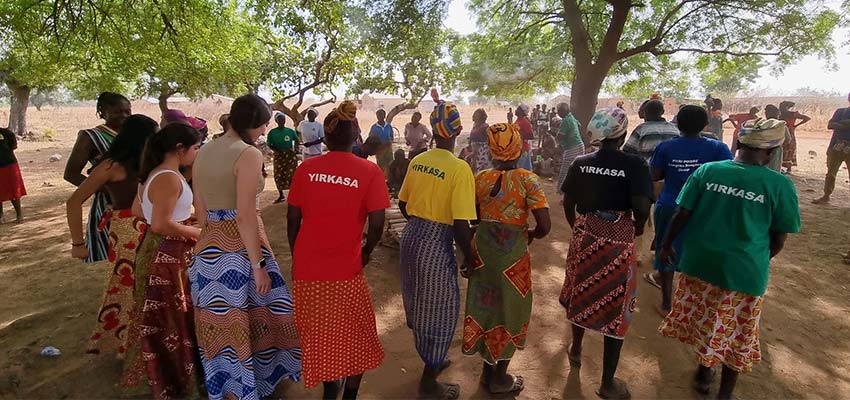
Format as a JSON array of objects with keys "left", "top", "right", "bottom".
[{"left": 141, "top": 169, "right": 193, "bottom": 225}]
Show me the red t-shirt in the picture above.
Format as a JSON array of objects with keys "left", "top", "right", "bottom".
[
  {"left": 516, "top": 117, "right": 534, "bottom": 152},
  {"left": 288, "top": 151, "right": 390, "bottom": 281}
]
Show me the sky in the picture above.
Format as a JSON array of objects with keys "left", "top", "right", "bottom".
[{"left": 444, "top": 0, "right": 850, "bottom": 96}]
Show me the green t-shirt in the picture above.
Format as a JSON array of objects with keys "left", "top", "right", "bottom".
[
  {"left": 558, "top": 114, "right": 583, "bottom": 149},
  {"left": 268, "top": 127, "right": 299, "bottom": 150},
  {"left": 676, "top": 160, "right": 801, "bottom": 296}
]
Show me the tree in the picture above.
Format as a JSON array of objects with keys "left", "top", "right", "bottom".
[
  {"left": 351, "top": 0, "right": 456, "bottom": 123},
  {"left": 252, "top": 0, "right": 361, "bottom": 124},
  {"left": 462, "top": 0, "right": 842, "bottom": 135}
]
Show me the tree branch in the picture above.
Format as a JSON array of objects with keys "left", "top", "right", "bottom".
[
  {"left": 650, "top": 46, "right": 790, "bottom": 56},
  {"left": 561, "top": 0, "right": 593, "bottom": 65},
  {"left": 597, "top": 0, "right": 633, "bottom": 65}
]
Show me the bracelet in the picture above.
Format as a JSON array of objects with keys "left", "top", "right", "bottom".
[{"left": 72, "top": 242, "right": 85, "bottom": 247}]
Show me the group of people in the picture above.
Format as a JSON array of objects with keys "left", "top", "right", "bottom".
[{"left": 35, "top": 88, "right": 850, "bottom": 400}]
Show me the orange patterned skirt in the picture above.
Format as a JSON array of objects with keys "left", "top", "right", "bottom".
[
  {"left": 86, "top": 209, "right": 146, "bottom": 356},
  {"left": 293, "top": 274, "right": 384, "bottom": 388},
  {"left": 658, "top": 274, "right": 763, "bottom": 373}
]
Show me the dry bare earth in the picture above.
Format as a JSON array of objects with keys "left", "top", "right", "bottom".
[{"left": 1, "top": 105, "right": 849, "bottom": 399}]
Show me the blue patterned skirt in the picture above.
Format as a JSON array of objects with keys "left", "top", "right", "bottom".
[
  {"left": 399, "top": 216, "right": 459, "bottom": 369},
  {"left": 189, "top": 210, "right": 301, "bottom": 399}
]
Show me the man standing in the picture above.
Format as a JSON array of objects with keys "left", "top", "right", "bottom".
[
  {"left": 515, "top": 105, "right": 535, "bottom": 170},
  {"left": 555, "top": 102, "right": 584, "bottom": 193},
  {"left": 398, "top": 92, "right": 475, "bottom": 400},
  {"left": 813, "top": 93, "right": 850, "bottom": 204},
  {"left": 623, "top": 100, "right": 682, "bottom": 162},
  {"left": 404, "top": 111, "right": 432, "bottom": 159},
  {"left": 658, "top": 118, "right": 800, "bottom": 400},
  {"left": 648, "top": 105, "right": 733, "bottom": 314},
  {"left": 370, "top": 109, "right": 394, "bottom": 175},
  {"left": 298, "top": 108, "right": 325, "bottom": 160}
]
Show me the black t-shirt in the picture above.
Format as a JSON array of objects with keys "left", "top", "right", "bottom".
[
  {"left": 561, "top": 148, "right": 654, "bottom": 213},
  {"left": 0, "top": 129, "right": 17, "bottom": 167}
]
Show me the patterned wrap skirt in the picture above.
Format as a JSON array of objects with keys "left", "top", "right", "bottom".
[
  {"left": 399, "top": 216, "right": 459, "bottom": 369},
  {"left": 293, "top": 274, "right": 384, "bottom": 388},
  {"left": 560, "top": 211, "right": 638, "bottom": 339},
  {"left": 463, "top": 222, "right": 531, "bottom": 363},
  {"left": 190, "top": 210, "right": 301, "bottom": 400},
  {"left": 659, "top": 274, "right": 763, "bottom": 373},
  {"left": 85, "top": 190, "right": 111, "bottom": 263},
  {"left": 121, "top": 232, "right": 202, "bottom": 399},
  {"left": 0, "top": 162, "right": 26, "bottom": 201},
  {"left": 272, "top": 149, "right": 298, "bottom": 191},
  {"left": 782, "top": 129, "right": 798, "bottom": 168},
  {"left": 470, "top": 141, "right": 493, "bottom": 174},
  {"left": 86, "top": 209, "right": 147, "bottom": 356},
  {"left": 557, "top": 145, "right": 585, "bottom": 194}
]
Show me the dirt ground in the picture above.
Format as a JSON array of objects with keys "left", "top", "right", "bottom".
[{"left": 1, "top": 104, "right": 850, "bottom": 399}]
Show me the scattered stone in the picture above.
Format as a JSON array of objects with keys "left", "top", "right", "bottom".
[
  {"left": 808, "top": 150, "right": 817, "bottom": 157},
  {"left": 49, "top": 154, "right": 62, "bottom": 162},
  {"left": 39, "top": 346, "right": 61, "bottom": 357},
  {"left": 42, "top": 182, "right": 55, "bottom": 187}
]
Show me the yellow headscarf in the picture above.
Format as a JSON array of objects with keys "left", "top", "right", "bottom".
[
  {"left": 486, "top": 123, "right": 522, "bottom": 161},
  {"left": 324, "top": 100, "right": 357, "bottom": 134}
]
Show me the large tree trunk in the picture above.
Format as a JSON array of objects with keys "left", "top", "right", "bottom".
[
  {"left": 8, "top": 83, "right": 30, "bottom": 137},
  {"left": 569, "top": 64, "right": 607, "bottom": 146}
]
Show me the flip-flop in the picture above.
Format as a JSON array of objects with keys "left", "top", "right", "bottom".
[
  {"left": 643, "top": 272, "right": 662, "bottom": 290},
  {"left": 488, "top": 375, "right": 524, "bottom": 394},
  {"left": 596, "top": 378, "right": 631, "bottom": 400}
]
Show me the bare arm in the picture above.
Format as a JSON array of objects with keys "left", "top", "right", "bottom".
[
  {"left": 66, "top": 161, "right": 120, "bottom": 257},
  {"left": 769, "top": 230, "right": 788, "bottom": 258},
  {"left": 651, "top": 166, "right": 665, "bottom": 182},
  {"left": 362, "top": 209, "right": 385, "bottom": 266},
  {"left": 64, "top": 132, "right": 95, "bottom": 186},
  {"left": 631, "top": 195, "right": 651, "bottom": 237},
  {"left": 399, "top": 201, "right": 409, "bottom": 220},
  {"left": 795, "top": 113, "right": 811, "bottom": 127},
  {"left": 234, "top": 147, "right": 264, "bottom": 266},
  {"left": 563, "top": 196, "right": 577, "bottom": 228},
  {"left": 527, "top": 208, "right": 551, "bottom": 243},
  {"left": 286, "top": 205, "right": 302, "bottom": 260},
  {"left": 453, "top": 220, "right": 474, "bottom": 273},
  {"left": 659, "top": 207, "right": 692, "bottom": 264}
]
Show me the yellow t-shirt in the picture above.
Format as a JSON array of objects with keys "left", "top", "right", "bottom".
[{"left": 399, "top": 148, "right": 477, "bottom": 225}]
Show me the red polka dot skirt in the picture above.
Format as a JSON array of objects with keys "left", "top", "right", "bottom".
[{"left": 293, "top": 273, "right": 385, "bottom": 388}]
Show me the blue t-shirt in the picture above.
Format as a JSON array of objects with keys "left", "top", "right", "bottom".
[
  {"left": 650, "top": 136, "right": 733, "bottom": 207},
  {"left": 370, "top": 122, "right": 394, "bottom": 144}
]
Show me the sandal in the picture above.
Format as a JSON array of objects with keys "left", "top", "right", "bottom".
[
  {"left": 643, "top": 272, "right": 662, "bottom": 290},
  {"left": 420, "top": 382, "right": 460, "bottom": 400},
  {"left": 596, "top": 378, "right": 631, "bottom": 400},
  {"left": 488, "top": 375, "right": 524, "bottom": 394}
]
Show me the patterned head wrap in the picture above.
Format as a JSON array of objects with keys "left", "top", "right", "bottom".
[
  {"left": 486, "top": 123, "right": 522, "bottom": 161},
  {"left": 588, "top": 107, "right": 629, "bottom": 145},
  {"left": 738, "top": 118, "right": 786, "bottom": 149},
  {"left": 324, "top": 100, "right": 357, "bottom": 135},
  {"left": 429, "top": 88, "right": 462, "bottom": 139}
]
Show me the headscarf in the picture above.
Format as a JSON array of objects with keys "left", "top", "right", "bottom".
[
  {"left": 588, "top": 107, "right": 629, "bottom": 145},
  {"left": 738, "top": 118, "right": 786, "bottom": 149},
  {"left": 324, "top": 100, "right": 357, "bottom": 134},
  {"left": 486, "top": 123, "right": 522, "bottom": 161},
  {"left": 162, "top": 109, "right": 206, "bottom": 130},
  {"left": 429, "top": 88, "right": 462, "bottom": 139}
]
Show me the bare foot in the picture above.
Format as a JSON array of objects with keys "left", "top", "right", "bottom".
[
  {"left": 273, "top": 197, "right": 285, "bottom": 204},
  {"left": 419, "top": 380, "right": 460, "bottom": 400},
  {"left": 596, "top": 377, "right": 631, "bottom": 399},
  {"left": 812, "top": 196, "right": 830, "bottom": 205}
]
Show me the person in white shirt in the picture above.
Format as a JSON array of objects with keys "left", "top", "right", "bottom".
[{"left": 298, "top": 108, "right": 325, "bottom": 159}]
